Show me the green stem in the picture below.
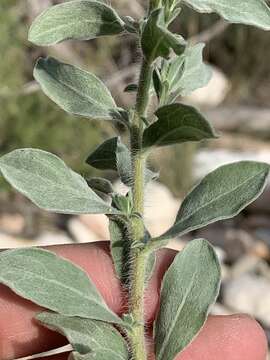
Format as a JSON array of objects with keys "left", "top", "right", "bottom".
[{"left": 129, "top": 58, "right": 153, "bottom": 360}]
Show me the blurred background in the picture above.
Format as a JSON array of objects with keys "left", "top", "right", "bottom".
[{"left": 1, "top": 0, "right": 270, "bottom": 357}]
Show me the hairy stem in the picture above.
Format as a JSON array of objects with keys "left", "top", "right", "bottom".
[{"left": 129, "top": 58, "right": 153, "bottom": 360}]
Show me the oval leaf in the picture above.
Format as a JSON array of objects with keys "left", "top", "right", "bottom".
[
  {"left": 37, "top": 312, "right": 128, "bottom": 359},
  {"left": 0, "top": 248, "right": 122, "bottom": 324},
  {"left": 0, "top": 149, "right": 118, "bottom": 215},
  {"left": 168, "top": 43, "right": 212, "bottom": 97},
  {"left": 160, "top": 161, "right": 270, "bottom": 240},
  {"left": 86, "top": 137, "right": 132, "bottom": 185},
  {"left": 86, "top": 137, "right": 121, "bottom": 171},
  {"left": 182, "top": 0, "right": 270, "bottom": 30},
  {"left": 29, "top": 0, "right": 125, "bottom": 46},
  {"left": 34, "top": 57, "right": 119, "bottom": 120},
  {"left": 70, "top": 351, "right": 116, "bottom": 360},
  {"left": 154, "top": 239, "right": 221, "bottom": 360},
  {"left": 141, "top": 8, "right": 186, "bottom": 61},
  {"left": 143, "top": 103, "right": 217, "bottom": 148},
  {"left": 87, "top": 177, "right": 114, "bottom": 195}
]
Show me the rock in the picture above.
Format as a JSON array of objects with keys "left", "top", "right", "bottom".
[
  {"left": 230, "top": 255, "right": 263, "bottom": 277},
  {"left": 68, "top": 218, "right": 101, "bottom": 243},
  {"left": 35, "top": 231, "right": 73, "bottom": 246},
  {"left": 71, "top": 181, "right": 181, "bottom": 243},
  {"left": 185, "top": 66, "right": 230, "bottom": 107},
  {"left": 78, "top": 214, "right": 110, "bottom": 240},
  {"left": 0, "top": 233, "right": 33, "bottom": 249},
  {"left": 211, "top": 303, "right": 232, "bottom": 316},
  {"left": 224, "top": 273, "right": 270, "bottom": 326},
  {"left": 197, "top": 225, "right": 256, "bottom": 263},
  {"left": 242, "top": 215, "right": 270, "bottom": 229},
  {"left": 194, "top": 148, "right": 270, "bottom": 181},
  {"left": 0, "top": 231, "right": 74, "bottom": 249},
  {"left": 205, "top": 106, "right": 270, "bottom": 139},
  {"left": 248, "top": 186, "right": 270, "bottom": 214},
  {"left": 0, "top": 213, "right": 25, "bottom": 235},
  {"left": 167, "top": 239, "right": 186, "bottom": 252},
  {"left": 144, "top": 181, "right": 180, "bottom": 237}
]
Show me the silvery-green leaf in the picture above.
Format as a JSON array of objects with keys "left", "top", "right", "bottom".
[
  {"left": 141, "top": 8, "right": 186, "bottom": 61},
  {"left": 34, "top": 57, "right": 119, "bottom": 120},
  {"left": 115, "top": 141, "right": 133, "bottom": 186},
  {"left": 182, "top": 0, "right": 270, "bottom": 30},
  {"left": 155, "top": 239, "right": 221, "bottom": 360},
  {"left": 145, "top": 251, "right": 156, "bottom": 283},
  {"left": 86, "top": 137, "right": 132, "bottom": 186},
  {"left": 122, "top": 16, "right": 139, "bottom": 34},
  {"left": 168, "top": 43, "right": 212, "bottom": 98},
  {"left": 152, "top": 68, "right": 162, "bottom": 100},
  {"left": 29, "top": 0, "right": 125, "bottom": 46},
  {"left": 159, "top": 161, "right": 270, "bottom": 240},
  {"left": 124, "top": 83, "right": 138, "bottom": 93},
  {"left": 37, "top": 313, "right": 128, "bottom": 360},
  {"left": 87, "top": 177, "right": 114, "bottom": 195},
  {"left": 0, "top": 248, "right": 122, "bottom": 324},
  {"left": 70, "top": 350, "right": 116, "bottom": 360},
  {"left": 0, "top": 149, "right": 118, "bottom": 215},
  {"left": 86, "top": 137, "right": 121, "bottom": 171},
  {"left": 142, "top": 103, "right": 217, "bottom": 148},
  {"left": 86, "top": 137, "right": 128, "bottom": 171}
]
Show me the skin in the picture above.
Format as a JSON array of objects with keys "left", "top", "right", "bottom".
[{"left": 0, "top": 242, "right": 267, "bottom": 360}]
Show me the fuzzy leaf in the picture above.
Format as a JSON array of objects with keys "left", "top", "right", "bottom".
[
  {"left": 141, "top": 8, "right": 186, "bottom": 61},
  {"left": 86, "top": 137, "right": 127, "bottom": 171},
  {"left": 167, "top": 43, "right": 212, "bottom": 97},
  {"left": 153, "top": 68, "right": 162, "bottom": 100},
  {"left": 124, "top": 83, "right": 138, "bottom": 93},
  {"left": 37, "top": 313, "right": 128, "bottom": 359},
  {"left": 87, "top": 177, "right": 114, "bottom": 195},
  {"left": 155, "top": 239, "right": 221, "bottom": 360},
  {"left": 70, "top": 351, "right": 116, "bottom": 360},
  {"left": 87, "top": 137, "right": 156, "bottom": 186},
  {"left": 143, "top": 103, "right": 217, "bottom": 148},
  {"left": 182, "top": 0, "right": 270, "bottom": 30},
  {"left": 86, "top": 137, "right": 132, "bottom": 185},
  {"left": 29, "top": 0, "right": 125, "bottom": 46},
  {"left": 160, "top": 161, "right": 270, "bottom": 240},
  {"left": 34, "top": 57, "right": 119, "bottom": 120},
  {"left": 0, "top": 248, "right": 122, "bottom": 324},
  {"left": 86, "top": 137, "right": 120, "bottom": 171},
  {"left": 0, "top": 149, "right": 118, "bottom": 215}
]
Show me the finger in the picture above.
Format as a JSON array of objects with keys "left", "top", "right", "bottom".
[
  {"left": 147, "top": 315, "right": 268, "bottom": 360},
  {"left": 177, "top": 314, "right": 268, "bottom": 360},
  {"left": 0, "top": 242, "right": 174, "bottom": 359},
  {"left": 33, "top": 314, "right": 269, "bottom": 360},
  {"left": 0, "top": 243, "right": 268, "bottom": 360}
]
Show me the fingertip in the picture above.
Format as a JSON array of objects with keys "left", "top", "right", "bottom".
[{"left": 178, "top": 314, "right": 268, "bottom": 360}]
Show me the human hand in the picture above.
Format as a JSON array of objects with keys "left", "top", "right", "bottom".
[{"left": 0, "top": 242, "right": 267, "bottom": 360}]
